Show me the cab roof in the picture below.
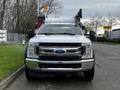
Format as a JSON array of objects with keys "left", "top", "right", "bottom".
[{"left": 45, "top": 18, "right": 75, "bottom": 24}]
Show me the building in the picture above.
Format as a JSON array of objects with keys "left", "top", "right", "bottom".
[{"left": 110, "top": 25, "right": 120, "bottom": 39}]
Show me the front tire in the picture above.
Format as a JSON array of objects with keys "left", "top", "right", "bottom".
[
  {"left": 25, "top": 68, "right": 32, "bottom": 80},
  {"left": 83, "top": 67, "right": 94, "bottom": 81}
]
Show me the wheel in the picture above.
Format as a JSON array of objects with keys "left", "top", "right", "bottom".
[
  {"left": 83, "top": 67, "right": 94, "bottom": 81},
  {"left": 25, "top": 68, "right": 32, "bottom": 80}
]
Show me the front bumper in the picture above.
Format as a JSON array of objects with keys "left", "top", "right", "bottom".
[{"left": 25, "top": 58, "right": 95, "bottom": 72}]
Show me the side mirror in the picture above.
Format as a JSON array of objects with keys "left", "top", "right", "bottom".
[
  {"left": 84, "top": 33, "right": 90, "bottom": 38},
  {"left": 82, "top": 26, "right": 85, "bottom": 30},
  {"left": 27, "top": 31, "right": 35, "bottom": 39},
  {"left": 89, "top": 31, "right": 96, "bottom": 41}
]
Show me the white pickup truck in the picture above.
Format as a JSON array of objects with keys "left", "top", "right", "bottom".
[{"left": 25, "top": 18, "right": 95, "bottom": 81}]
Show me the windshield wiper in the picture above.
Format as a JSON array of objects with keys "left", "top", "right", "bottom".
[
  {"left": 39, "top": 33, "right": 54, "bottom": 35},
  {"left": 39, "top": 33, "right": 76, "bottom": 35},
  {"left": 60, "top": 33, "right": 76, "bottom": 35}
]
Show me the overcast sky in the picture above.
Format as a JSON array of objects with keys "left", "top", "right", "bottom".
[{"left": 60, "top": 0, "right": 120, "bottom": 18}]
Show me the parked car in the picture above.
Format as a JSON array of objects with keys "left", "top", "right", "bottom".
[{"left": 25, "top": 18, "right": 95, "bottom": 81}]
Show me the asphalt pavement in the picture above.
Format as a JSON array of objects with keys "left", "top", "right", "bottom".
[{"left": 5, "top": 43, "right": 120, "bottom": 90}]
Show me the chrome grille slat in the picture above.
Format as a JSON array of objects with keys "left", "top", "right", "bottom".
[{"left": 38, "top": 46, "right": 81, "bottom": 56}]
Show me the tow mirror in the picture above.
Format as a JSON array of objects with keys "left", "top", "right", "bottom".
[
  {"left": 82, "top": 26, "right": 85, "bottom": 30},
  {"left": 84, "top": 33, "right": 90, "bottom": 38},
  {"left": 27, "top": 31, "right": 35, "bottom": 39}
]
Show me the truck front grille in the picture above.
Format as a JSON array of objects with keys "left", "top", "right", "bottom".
[{"left": 34, "top": 43, "right": 85, "bottom": 61}]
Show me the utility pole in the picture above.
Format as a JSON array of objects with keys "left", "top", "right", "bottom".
[
  {"left": 108, "top": 18, "right": 112, "bottom": 39},
  {"left": 95, "top": 19, "right": 98, "bottom": 41}
]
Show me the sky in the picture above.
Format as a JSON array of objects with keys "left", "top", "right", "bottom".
[{"left": 60, "top": 0, "right": 120, "bottom": 18}]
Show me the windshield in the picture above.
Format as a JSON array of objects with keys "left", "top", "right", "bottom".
[{"left": 38, "top": 24, "right": 83, "bottom": 35}]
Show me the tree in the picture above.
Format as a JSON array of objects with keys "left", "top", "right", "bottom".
[
  {"left": 47, "top": 0, "right": 63, "bottom": 17},
  {"left": 1, "top": 0, "right": 62, "bottom": 33},
  {"left": 0, "top": 0, "right": 7, "bottom": 29},
  {"left": 38, "top": 0, "right": 63, "bottom": 17}
]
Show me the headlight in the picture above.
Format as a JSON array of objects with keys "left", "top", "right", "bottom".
[
  {"left": 27, "top": 42, "right": 39, "bottom": 58},
  {"left": 81, "top": 43, "right": 93, "bottom": 59}
]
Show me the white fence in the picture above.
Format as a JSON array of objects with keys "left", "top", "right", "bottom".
[
  {"left": 0, "top": 30, "right": 25, "bottom": 43},
  {"left": 0, "top": 30, "right": 7, "bottom": 42},
  {"left": 7, "top": 33, "right": 25, "bottom": 42}
]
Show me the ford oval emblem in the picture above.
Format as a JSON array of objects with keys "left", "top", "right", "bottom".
[{"left": 54, "top": 49, "right": 66, "bottom": 54}]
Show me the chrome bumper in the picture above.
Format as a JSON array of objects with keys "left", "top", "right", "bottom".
[{"left": 25, "top": 58, "right": 95, "bottom": 72}]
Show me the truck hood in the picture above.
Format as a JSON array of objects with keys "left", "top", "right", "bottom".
[{"left": 29, "top": 35, "right": 91, "bottom": 43}]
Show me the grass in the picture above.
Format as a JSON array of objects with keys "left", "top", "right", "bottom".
[{"left": 0, "top": 44, "right": 25, "bottom": 81}]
